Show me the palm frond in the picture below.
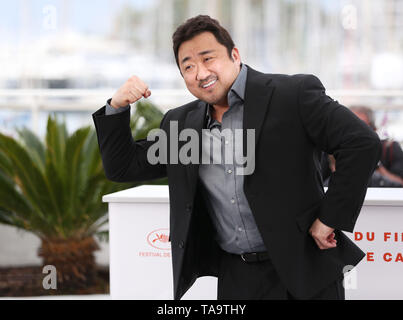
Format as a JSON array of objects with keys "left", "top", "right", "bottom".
[
  {"left": 0, "top": 101, "right": 166, "bottom": 241},
  {"left": 17, "top": 127, "right": 46, "bottom": 173},
  {"left": 0, "top": 133, "right": 56, "bottom": 223}
]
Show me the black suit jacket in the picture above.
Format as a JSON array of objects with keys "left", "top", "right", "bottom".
[{"left": 93, "top": 65, "right": 381, "bottom": 299}]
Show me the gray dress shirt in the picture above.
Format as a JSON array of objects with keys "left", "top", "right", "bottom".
[
  {"left": 198, "top": 64, "right": 266, "bottom": 254},
  {"left": 105, "top": 100, "right": 129, "bottom": 115},
  {"left": 104, "top": 64, "right": 266, "bottom": 254}
]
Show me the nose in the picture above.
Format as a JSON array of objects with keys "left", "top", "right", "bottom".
[{"left": 196, "top": 63, "right": 211, "bottom": 82}]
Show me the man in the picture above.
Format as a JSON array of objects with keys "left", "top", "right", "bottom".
[
  {"left": 350, "top": 106, "right": 403, "bottom": 186},
  {"left": 92, "top": 15, "right": 381, "bottom": 300}
]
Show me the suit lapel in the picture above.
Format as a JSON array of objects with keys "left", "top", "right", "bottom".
[
  {"left": 181, "top": 66, "right": 275, "bottom": 192},
  {"left": 243, "top": 66, "right": 275, "bottom": 157},
  {"left": 183, "top": 101, "right": 206, "bottom": 196}
]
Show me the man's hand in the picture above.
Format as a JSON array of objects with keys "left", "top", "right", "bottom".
[
  {"left": 111, "top": 76, "right": 151, "bottom": 109},
  {"left": 309, "top": 218, "right": 337, "bottom": 250}
]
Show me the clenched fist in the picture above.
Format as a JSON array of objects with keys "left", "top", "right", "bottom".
[
  {"left": 309, "top": 218, "right": 337, "bottom": 250},
  {"left": 110, "top": 76, "right": 151, "bottom": 109}
]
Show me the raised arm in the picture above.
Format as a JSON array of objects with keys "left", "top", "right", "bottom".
[{"left": 92, "top": 76, "right": 168, "bottom": 183}]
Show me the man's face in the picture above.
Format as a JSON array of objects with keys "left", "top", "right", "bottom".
[{"left": 177, "top": 32, "right": 241, "bottom": 107}]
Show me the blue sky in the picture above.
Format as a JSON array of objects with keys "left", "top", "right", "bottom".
[
  {"left": 0, "top": 0, "right": 156, "bottom": 43},
  {"left": 0, "top": 0, "right": 340, "bottom": 44}
]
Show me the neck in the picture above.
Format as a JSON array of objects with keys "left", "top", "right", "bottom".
[
  {"left": 213, "top": 99, "right": 229, "bottom": 109},
  {"left": 212, "top": 93, "right": 229, "bottom": 110},
  {"left": 211, "top": 64, "right": 242, "bottom": 118},
  {"left": 211, "top": 104, "right": 229, "bottom": 122}
]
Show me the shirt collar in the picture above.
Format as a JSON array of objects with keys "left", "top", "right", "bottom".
[{"left": 229, "top": 62, "right": 247, "bottom": 101}]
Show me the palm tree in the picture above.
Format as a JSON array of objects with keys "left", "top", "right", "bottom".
[{"left": 0, "top": 100, "right": 166, "bottom": 292}]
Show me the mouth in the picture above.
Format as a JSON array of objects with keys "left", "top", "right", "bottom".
[{"left": 201, "top": 79, "right": 217, "bottom": 90}]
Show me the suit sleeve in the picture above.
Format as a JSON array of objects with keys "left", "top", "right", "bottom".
[
  {"left": 298, "top": 74, "right": 382, "bottom": 232},
  {"left": 92, "top": 104, "right": 169, "bottom": 183}
]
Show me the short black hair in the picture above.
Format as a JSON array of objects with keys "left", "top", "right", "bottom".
[{"left": 172, "top": 15, "right": 235, "bottom": 69}]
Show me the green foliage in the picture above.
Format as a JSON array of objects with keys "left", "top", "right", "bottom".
[{"left": 0, "top": 100, "right": 166, "bottom": 241}]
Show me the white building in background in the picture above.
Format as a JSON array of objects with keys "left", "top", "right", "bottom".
[
  {"left": 0, "top": 31, "right": 183, "bottom": 90},
  {"left": 2, "top": 0, "right": 403, "bottom": 91}
]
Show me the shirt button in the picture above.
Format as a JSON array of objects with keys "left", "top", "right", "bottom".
[
  {"left": 227, "top": 169, "right": 232, "bottom": 174},
  {"left": 231, "top": 199, "right": 235, "bottom": 204},
  {"left": 238, "top": 227, "right": 243, "bottom": 232}
]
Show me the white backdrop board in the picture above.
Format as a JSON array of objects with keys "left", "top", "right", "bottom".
[{"left": 103, "top": 186, "right": 403, "bottom": 300}]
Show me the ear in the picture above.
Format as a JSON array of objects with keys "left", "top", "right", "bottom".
[{"left": 231, "top": 47, "right": 241, "bottom": 66}]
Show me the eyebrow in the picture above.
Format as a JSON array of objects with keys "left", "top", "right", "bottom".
[{"left": 180, "top": 50, "right": 216, "bottom": 65}]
